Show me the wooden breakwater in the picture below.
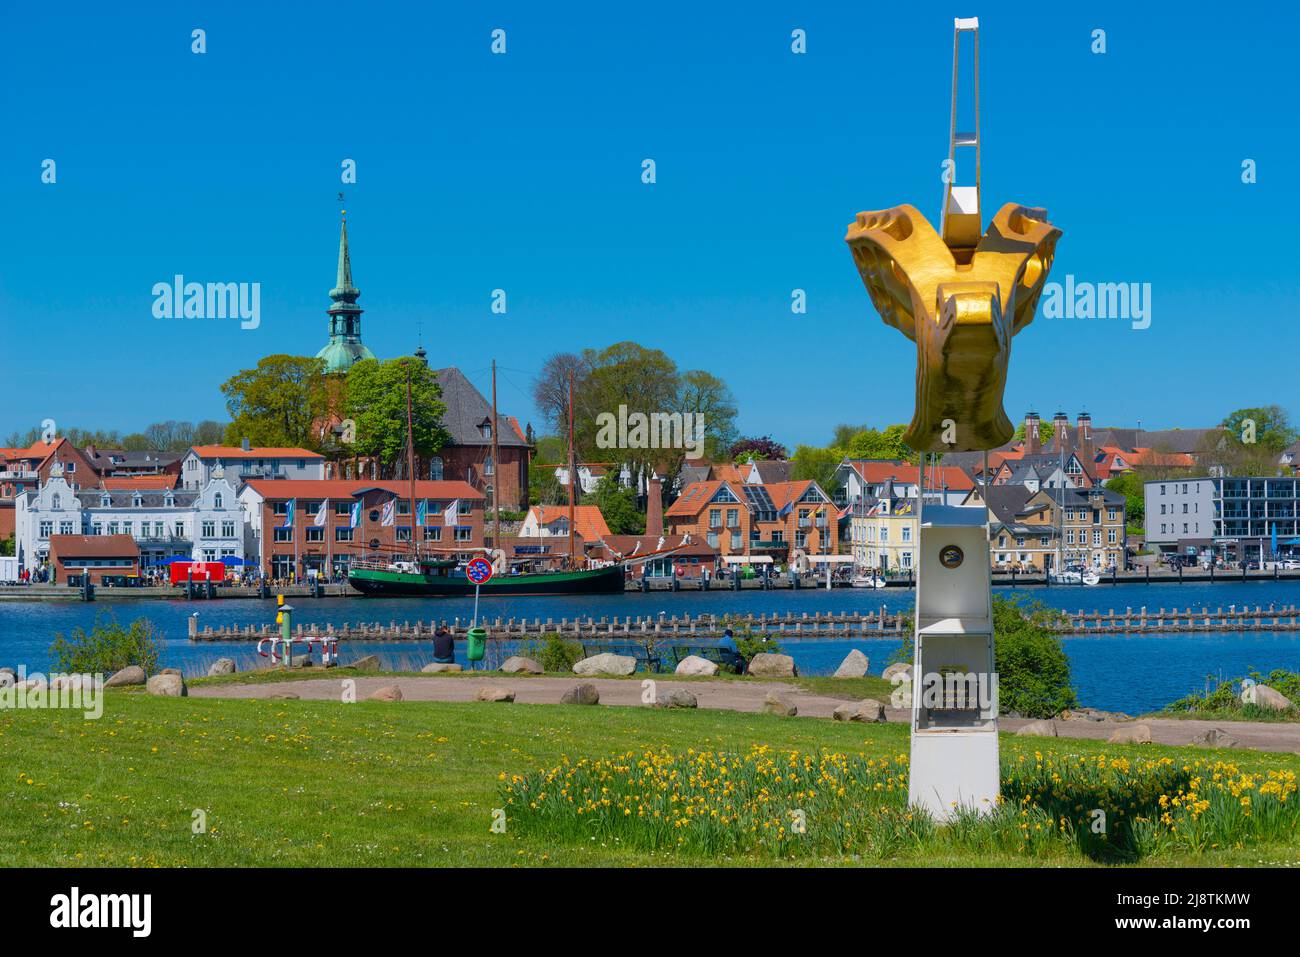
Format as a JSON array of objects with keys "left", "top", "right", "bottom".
[{"left": 188, "top": 603, "right": 1300, "bottom": 642}]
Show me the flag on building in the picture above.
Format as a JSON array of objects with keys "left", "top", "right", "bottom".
[
  {"left": 381, "top": 499, "right": 396, "bottom": 527},
  {"left": 444, "top": 499, "right": 459, "bottom": 526},
  {"left": 416, "top": 499, "right": 427, "bottom": 527},
  {"left": 349, "top": 501, "right": 362, "bottom": 528},
  {"left": 314, "top": 500, "right": 328, "bottom": 527},
  {"left": 777, "top": 500, "right": 793, "bottom": 519},
  {"left": 280, "top": 500, "right": 295, "bottom": 528}
]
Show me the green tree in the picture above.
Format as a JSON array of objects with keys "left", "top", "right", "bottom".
[
  {"left": 789, "top": 444, "right": 841, "bottom": 489},
  {"left": 529, "top": 465, "right": 568, "bottom": 507},
  {"left": 590, "top": 473, "right": 644, "bottom": 535},
  {"left": 0, "top": 536, "right": 14, "bottom": 557},
  {"left": 1222, "top": 405, "right": 1296, "bottom": 454},
  {"left": 993, "top": 597, "right": 1077, "bottom": 718},
  {"left": 1011, "top": 418, "right": 1056, "bottom": 446},
  {"left": 345, "top": 357, "right": 450, "bottom": 476},
  {"left": 49, "top": 615, "right": 161, "bottom": 676},
  {"left": 676, "top": 369, "right": 739, "bottom": 461},
  {"left": 221, "top": 355, "right": 329, "bottom": 450},
  {"left": 844, "top": 423, "right": 913, "bottom": 461},
  {"left": 1105, "top": 471, "right": 1145, "bottom": 528}
]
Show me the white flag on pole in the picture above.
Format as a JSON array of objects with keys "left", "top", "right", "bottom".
[{"left": 444, "top": 499, "right": 459, "bottom": 527}]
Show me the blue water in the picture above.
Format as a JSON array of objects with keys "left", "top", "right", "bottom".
[{"left": 2, "top": 580, "right": 1298, "bottom": 714}]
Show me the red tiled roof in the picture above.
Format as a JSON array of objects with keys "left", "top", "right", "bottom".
[
  {"left": 190, "top": 445, "right": 324, "bottom": 460},
  {"left": 526, "top": 505, "right": 612, "bottom": 540},
  {"left": 848, "top": 462, "right": 974, "bottom": 489},
  {"left": 48, "top": 534, "right": 140, "bottom": 558},
  {"left": 243, "top": 479, "right": 483, "bottom": 500},
  {"left": 100, "top": 475, "right": 179, "bottom": 491},
  {"left": 665, "top": 480, "right": 732, "bottom": 518}
]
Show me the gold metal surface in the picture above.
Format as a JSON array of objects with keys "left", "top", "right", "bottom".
[{"left": 845, "top": 202, "right": 1061, "bottom": 453}]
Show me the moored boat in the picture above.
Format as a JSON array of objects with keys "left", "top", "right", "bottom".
[{"left": 348, "top": 556, "right": 625, "bottom": 596}]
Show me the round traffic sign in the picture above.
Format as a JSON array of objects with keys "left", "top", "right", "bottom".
[{"left": 465, "top": 557, "right": 494, "bottom": 584}]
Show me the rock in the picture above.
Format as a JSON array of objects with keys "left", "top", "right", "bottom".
[
  {"left": 476, "top": 686, "right": 516, "bottom": 703},
  {"left": 1192, "top": 727, "right": 1240, "bottom": 749},
  {"left": 1061, "top": 707, "right": 1132, "bottom": 723},
  {"left": 747, "top": 653, "right": 798, "bottom": 678},
  {"left": 500, "top": 656, "right": 543, "bottom": 675},
  {"left": 761, "top": 692, "right": 797, "bottom": 716},
  {"left": 105, "top": 665, "right": 147, "bottom": 688},
  {"left": 290, "top": 654, "right": 313, "bottom": 669},
  {"left": 832, "top": 699, "right": 886, "bottom": 723},
  {"left": 367, "top": 685, "right": 403, "bottom": 702},
  {"left": 1245, "top": 684, "right": 1294, "bottom": 711},
  {"left": 560, "top": 683, "right": 600, "bottom": 705},
  {"left": 267, "top": 691, "right": 300, "bottom": 700},
  {"left": 50, "top": 674, "right": 93, "bottom": 692},
  {"left": 881, "top": 662, "right": 913, "bottom": 682},
  {"left": 146, "top": 673, "right": 187, "bottom": 697},
  {"left": 656, "top": 689, "right": 698, "bottom": 709},
  {"left": 674, "top": 655, "right": 718, "bottom": 677},
  {"left": 349, "top": 655, "right": 381, "bottom": 672},
  {"left": 422, "top": 662, "right": 463, "bottom": 673},
  {"left": 0, "top": 666, "right": 13, "bottom": 676},
  {"left": 573, "top": 653, "right": 636, "bottom": 677},
  {"left": 1015, "top": 720, "right": 1058, "bottom": 737},
  {"left": 160, "top": 668, "right": 183, "bottom": 677},
  {"left": 207, "top": 658, "right": 236, "bottom": 677},
  {"left": 832, "top": 649, "right": 871, "bottom": 679},
  {"left": 0, "top": 672, "right": 13, "bottom": 689},
  {"left": 1108, "top": 723, "right": 1152, "bottom": 745}
]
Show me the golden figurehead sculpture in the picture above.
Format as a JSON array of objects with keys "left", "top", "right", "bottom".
[{"left": 845, "top": 18, "right": 1061, "bottom": 453}]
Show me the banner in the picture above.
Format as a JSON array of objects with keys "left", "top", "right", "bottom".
[
  {"left": 314, "top": 500, "right": 328, "bottom": 527},
  {"left": 349, "top": 501, "right": 361, "bottom": 528},
  {"left": 444, "top": 499, "right": 459, "bottom": 527},
  {"left": 416, "top": 499, "right": 427, "bottom": 527},
  {"left": 381, "top": 499, "right": 396, "bottom": 527},
  {"left": 280, "top": 500, "right": 295, "bottom": 528}
]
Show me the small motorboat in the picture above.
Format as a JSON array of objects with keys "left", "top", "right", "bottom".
[{"left": 852, "top": 573, "right": 888, "bottom": 589}]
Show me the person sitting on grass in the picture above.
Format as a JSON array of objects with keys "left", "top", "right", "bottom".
[{"left": 432, "top": 625, "right": 455, "bottom": 664}]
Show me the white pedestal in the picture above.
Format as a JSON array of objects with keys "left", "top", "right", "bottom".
[{"left": 908, "top": 506, "right": 999, "bottom": 821}]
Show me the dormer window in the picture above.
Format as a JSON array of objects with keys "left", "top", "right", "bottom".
[
  {"left": 214, "top": 492, "right": 224, "bottom": 509},
  {"left": 165, "top": 495, "right": 175, "bottom": 508},
  {"left": 480, "top": 422, "right": 492, "bottom": 440},
  {"left": 132, "top": 494, "right": 143, "bottom": 508},
  {"left": 101, "top": 494, "right": 111, "bottom": 507},
  {"left": 51, "top": 493, "right": 61, "bottom": 509}
]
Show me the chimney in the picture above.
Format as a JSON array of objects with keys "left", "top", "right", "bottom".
[
  {"left": 1052, "top": 411, "right": 1069, "bottom": 454},
  {"left": 1024, "top": 411, "right": 1041, "bottom": 455},
  {"left": 645, "top": 475, "right": 664, "bottom": 536},
  {"left": 1076, "top": 411, "right": 1094, "bottom": 472},
  {"left": 241, "top": 437, "right": 251, "bottom": 452}
]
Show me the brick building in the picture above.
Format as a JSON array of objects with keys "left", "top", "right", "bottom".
[
  {"left": 665, "top": 480, "right": 837, "bottom": 560},
  {"left": 46, "top": 534, "right": 140, "bottom": 584}
]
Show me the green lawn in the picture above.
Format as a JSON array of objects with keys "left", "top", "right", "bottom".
[{"left": 2, "top": 692, "right": 1297, "bottom": 868}]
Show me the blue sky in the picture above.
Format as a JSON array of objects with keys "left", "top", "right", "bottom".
[{"left": 2, "top": 1, "right": 1296, "bottom": 448}]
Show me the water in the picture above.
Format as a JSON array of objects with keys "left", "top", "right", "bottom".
[{"left": 3, "top": 580, "right": 1298, "bottom": 714}]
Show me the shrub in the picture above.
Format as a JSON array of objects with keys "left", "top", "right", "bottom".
[
  {"left": 1164, "top": 669, "right": 1300, "bottom": 718},
  {"left": 49, "top": 615, "right": 161, "bottom": 675},
  {"left": 527, "top": 633, "right": 585, "bottom": 673},
  {"left": 993, "top": 596, "right": 1077, "bottom": 718},
  {"left": 719, "top": 615, "right": 781, "bottom": 662}
]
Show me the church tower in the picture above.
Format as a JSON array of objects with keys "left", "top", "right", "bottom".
[{"left": 316, "top": 213, "right": 376, "bottom": 374}]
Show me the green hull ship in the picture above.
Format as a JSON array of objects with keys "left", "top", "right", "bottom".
[{"left": 347, "top": 557, "right": 625, "bottom": 597}]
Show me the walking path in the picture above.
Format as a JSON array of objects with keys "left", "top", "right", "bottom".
[{"left": 190, "top": 674, "right": 1300, "bottom": 755}]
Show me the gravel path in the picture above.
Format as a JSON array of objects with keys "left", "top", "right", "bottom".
[{"left": 190, "top": 675, "right": 1300, "bottom": 754}]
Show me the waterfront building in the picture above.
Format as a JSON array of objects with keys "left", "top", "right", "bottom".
[
  {"left": 1144, "top": 475, "right": 1300, "bottom": 564},
  {"left": 518, "top": 504, "right": 611, "bottom": 540},
  {"left": 846, "top": 486, "right": 919, "bottom": 573},
  {"left": 0, "top": 439, "right": 99, "bottom": 539},
  {"left": 240, "top": 479, "right": 484, "bottom": 580},
  {"left": 181, "top": 443, "right": 325, "bottom": 490},
  {"left": 13, "top": 472, "right": 85, "bottom": 571},
  {"left": 831, "top": 460, "right": 973, "bottom": 507},
  {"left": 46, "top": 534, "right": 140, "bottom": 585},
  {"left": 665, "top": 479, "right": 837, "bottom": 560}
]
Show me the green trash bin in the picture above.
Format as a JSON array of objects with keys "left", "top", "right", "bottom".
[{"left": 466, "top": 626, "right": 487, "bottom": 663}]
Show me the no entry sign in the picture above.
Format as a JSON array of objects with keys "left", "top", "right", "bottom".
[{"left": 465, "top": 557, "right": 494, "bottom": 585}]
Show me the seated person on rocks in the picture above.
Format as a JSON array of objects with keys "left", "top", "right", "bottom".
[{"left": 432, "top": 625, "right": 455, "bottom": 664}]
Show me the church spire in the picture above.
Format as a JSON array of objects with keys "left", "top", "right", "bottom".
[
  {"left": 329, "top": 214, "right": 359, "bottom": 302},
  {"left": 316, "top": 209, "right": 375, "bottom": 374}
]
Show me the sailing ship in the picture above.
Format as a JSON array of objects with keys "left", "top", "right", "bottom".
[{"left": 348, "top": 364, "right": 679, "bottom": 597}]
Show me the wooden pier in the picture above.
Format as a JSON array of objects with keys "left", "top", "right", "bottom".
[{"left": 188, "top": 603, "right": 1300, "bottom": 642}]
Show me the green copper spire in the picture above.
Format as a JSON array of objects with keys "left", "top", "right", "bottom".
[{"left": 317, "top": 212, "right": 375, "bottom": 374}]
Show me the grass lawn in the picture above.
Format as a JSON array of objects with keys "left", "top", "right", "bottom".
[{"left": 2, "top": 692, "right": 1298, "bottom": 868}]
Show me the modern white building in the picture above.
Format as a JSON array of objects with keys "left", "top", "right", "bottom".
[{"left": 181, "top": 443, "right": 325, "bottom": 490}]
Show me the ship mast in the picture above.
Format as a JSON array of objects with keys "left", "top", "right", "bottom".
[
  {"left": 567, "top": 370, "right": 576, "bottom": 570},
  {"left": 406, "top": 367, "right": 418, "bottom": 559},
  {"left": 491, "top": 359, "right": 501, "bottom": 555}
]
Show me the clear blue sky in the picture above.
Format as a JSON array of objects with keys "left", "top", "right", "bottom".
[{"left": 2, "top": 1, "right": 1296, "bottom": 448}]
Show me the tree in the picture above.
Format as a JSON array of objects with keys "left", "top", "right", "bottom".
[
  {"left": 1203, "top": 406, "right": 1299, "bottom": 476},
  {"left": 590, "top": 473, "right": 644, "bottom": 535},
  {"left": 789, "top": 444, "right": 841, "bottom": 489},
  {"left": 1221, "top": 405, "right": 1296, "bottom": 455},
  {"left": 992, "top": 597, "right": 1077, "bottom": 718},
  {"left": 729, "top": 436, "right": 788, "bottom": 461},
  {"left": 193, "top": 420, "right": 226, "bottom": 445},
  {"left": 529, "top": 464, "right": 568, "bottom": 507},
  {"left": 0, "top": 536, "right": 14, "bottom": 557},
  {"left": 221, "top": 355, "right": 329, "bottom": 450},
  {"left": 1012, "top": 418, "right": 1056, "bottom": 446},
  {"left": 532, "top": 352, "right": 592, "bottom": 438},
  {"left": 843, "top": 424, "right": 913, "bottom": 462},
  {"left": 344, "top": 357, "right": 450, "bottom": 476},
  {"left": 1105, "top": 471, "right": 1145, "bottom": 528},
  {"left": 676, "top": 369, "right": 739, "bottom": 461},
  {"left": 120, "top": 433, "right": 153, "bottom": 451}
]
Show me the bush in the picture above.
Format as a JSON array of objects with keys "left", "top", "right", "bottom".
[
  {"left": 49, "top": 615, "right": 161, "bottom": 675},
  {"left": 993, "top": 596, "right": 1077, "bottom": 718},
  {"left": 1164, "top": 669, "right": 1300, "bottom": 718},
  {"left": 526, "top": 633, "right": 585, "bottom": 673},
  {"left": 719, "top": 615, "right": 781, "bottom": 662}
]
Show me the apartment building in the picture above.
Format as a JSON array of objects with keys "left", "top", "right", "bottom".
[
  {"left": 665, "top": 479, "right": 837, "bottom": 559},
  {"left": 1145, "top": 475, "right": 1300, "bottom": 564}
]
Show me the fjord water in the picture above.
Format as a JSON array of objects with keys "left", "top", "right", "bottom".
[{"left": 2, "top": 581, "right": 1298, "bottom": 713}]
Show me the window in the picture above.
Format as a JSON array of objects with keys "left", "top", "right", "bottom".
[
  {"left": 706, "top": 531, "right": 719, "bottom": 548},
  {"left": 396, "top": 527, "right": 412, "bottom": 542},
  {"left": 201, "top": 520, "right": 216, "bottom": 537},
  {"left": 174, "top": 521, "right": 185, "bottom": 538},
  {"left": 52, "top": 493, "right": 61, "bottom": 509},
  {"left": 154, "top": 522, "right": 165, "bottom": 538},
  {"left": 59, "top": 521, "right": 73, "bottom": 535},
  {"left": 397, "top": 500, "right": 411, "bottom": 515},
  {"left": 107, "top": 522, "right": 119, "bottom": 535},
  {"left": 273, "top": 501, "right": 289, "bottom": 516},
  {"left": 484, "top": 456, "right": 494, "bottom": 477},
  {"left": 335, "top": 501, "right": 350, "bottom": 516},
  {"left": 902, "top": 552, "right": 913, "bottom": 568},
  {"left": 38, "top": 520, "right": 52, "bottom": 537},
  {"left": 902, "top": 526, "right": 912, "bottom": 542},
  {"left": 730, "top": 532, "right": 741, "bottom": 550},
  {"left": 132, "top": 495, "right": 142, "bottom": 508},
  {"left": 1108, "top": 508, "right": 1118, "bottom": 521},
  {"left": 165, "top": 495, "right": 174, "bottom": 507},
  {"left": 91, "top": 523, "right": 103, "bottom": 535},
  {"left": 454, "top": 527, "right": 472, "bottom": 542},
  {"left": 709, "top": 508, "right": 721, "bottom": 528},
  {"left": 1092, "top": 530, "right": 1102, "bottom": 546},
  {"left": 1108, "top": 529, "right": 1117, "bottom": 544},
  {"left": 121, "top": 521, "right": 133, "bottom": 537},
  {"left": 424, "top": 527, "right": 441, "bottom": 542},
  {"left": 880, "top": 527, "right": 889, "bottom": 543},
  {"left": 726, "top": 509, "right": 739, "bottom": 528},
  {"left": 429, "top": 457, "right": 443, "bottom": 481},
  {"left": 273, "top": 527, "right": 292, "bottom": 543},
  {"left": 306, "top": 527, "right": 324, "bottom": 543},
  {"left": 335, "top": 527, "right": 353, "bottom": 542},
  {"left": 222, "top": 521, "right": 236, "bottom": 537}
]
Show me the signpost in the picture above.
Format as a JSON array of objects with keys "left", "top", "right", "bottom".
[{"left": 465, "top": 558, "right": 493, "bottom": 669}]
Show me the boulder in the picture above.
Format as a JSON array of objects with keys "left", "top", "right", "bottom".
[
  {"left": 573, "top": 653, "right": 636, "bottom": 677},
  {"left": 0, "top": 672, "right": 13, "bottom": 690},
  {"left": 290, "top": 654, "right": 313, "bottom": 669},
  {"left": 1015, "top": 720, "right": 1058, "bottom": 737},
  {"left": 1108, "top": 723, "right": 1152, "bottom": 745},
  {"left": 422, "top": 662, "right": 463, "bottom": 673},
  {"left": 349, "top": 655, "right": 381, "bottom": 672},
  {"left": 267, "top": 691, "right": 300, "bottom": 700},
  {"left": 656, "top": 689, "right": 698, "bottom": 709},
  {"left": 476, "top": 686, "right": 516, "bottom": 703},
  {"left": 747, "top": 653, "right": 798, "bottom": 678},
  {"left": 207, "top": 658, "right": 236, "bottom": 677},
  {"left": 881, "top": 662, "right": 913, "bottom": 682},
  {"left": 368, "top": 685, "right": 403, "bottom": 702},
  {"left": 762, "top": 692, "right": 797, "bottom": 716},
  {"left": 560, "top": 683, "right": 600, "bottom": 705},
  {"left": 160, "top": 668, "right": 183, "bottom": 677},
  {"left": 146, "top": 673, "right": 187, "bottom": 697},
  {"left": 674, "top": 655, "right": 718, "bottom": 677},
  {"left": 500, "top": 656, "right": 543, "bottom": 675},
  {"left": 832, "top": 649, "right": 871, "bottom": 679},
  {"left": 1192, "top": 727, "right": 1240, "bottom": 749},
  {"left": 832, "top": 699, "right": 886, "bottom": 723},
  {"left": 104, "top": 665, "right": 146, "bottom": 688},
  {"left": 50, "top": 674, "right": 92, "bottom": 692},
  {"left": 1245, "top": 684, "right": 1294, "bottom": 711}
]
